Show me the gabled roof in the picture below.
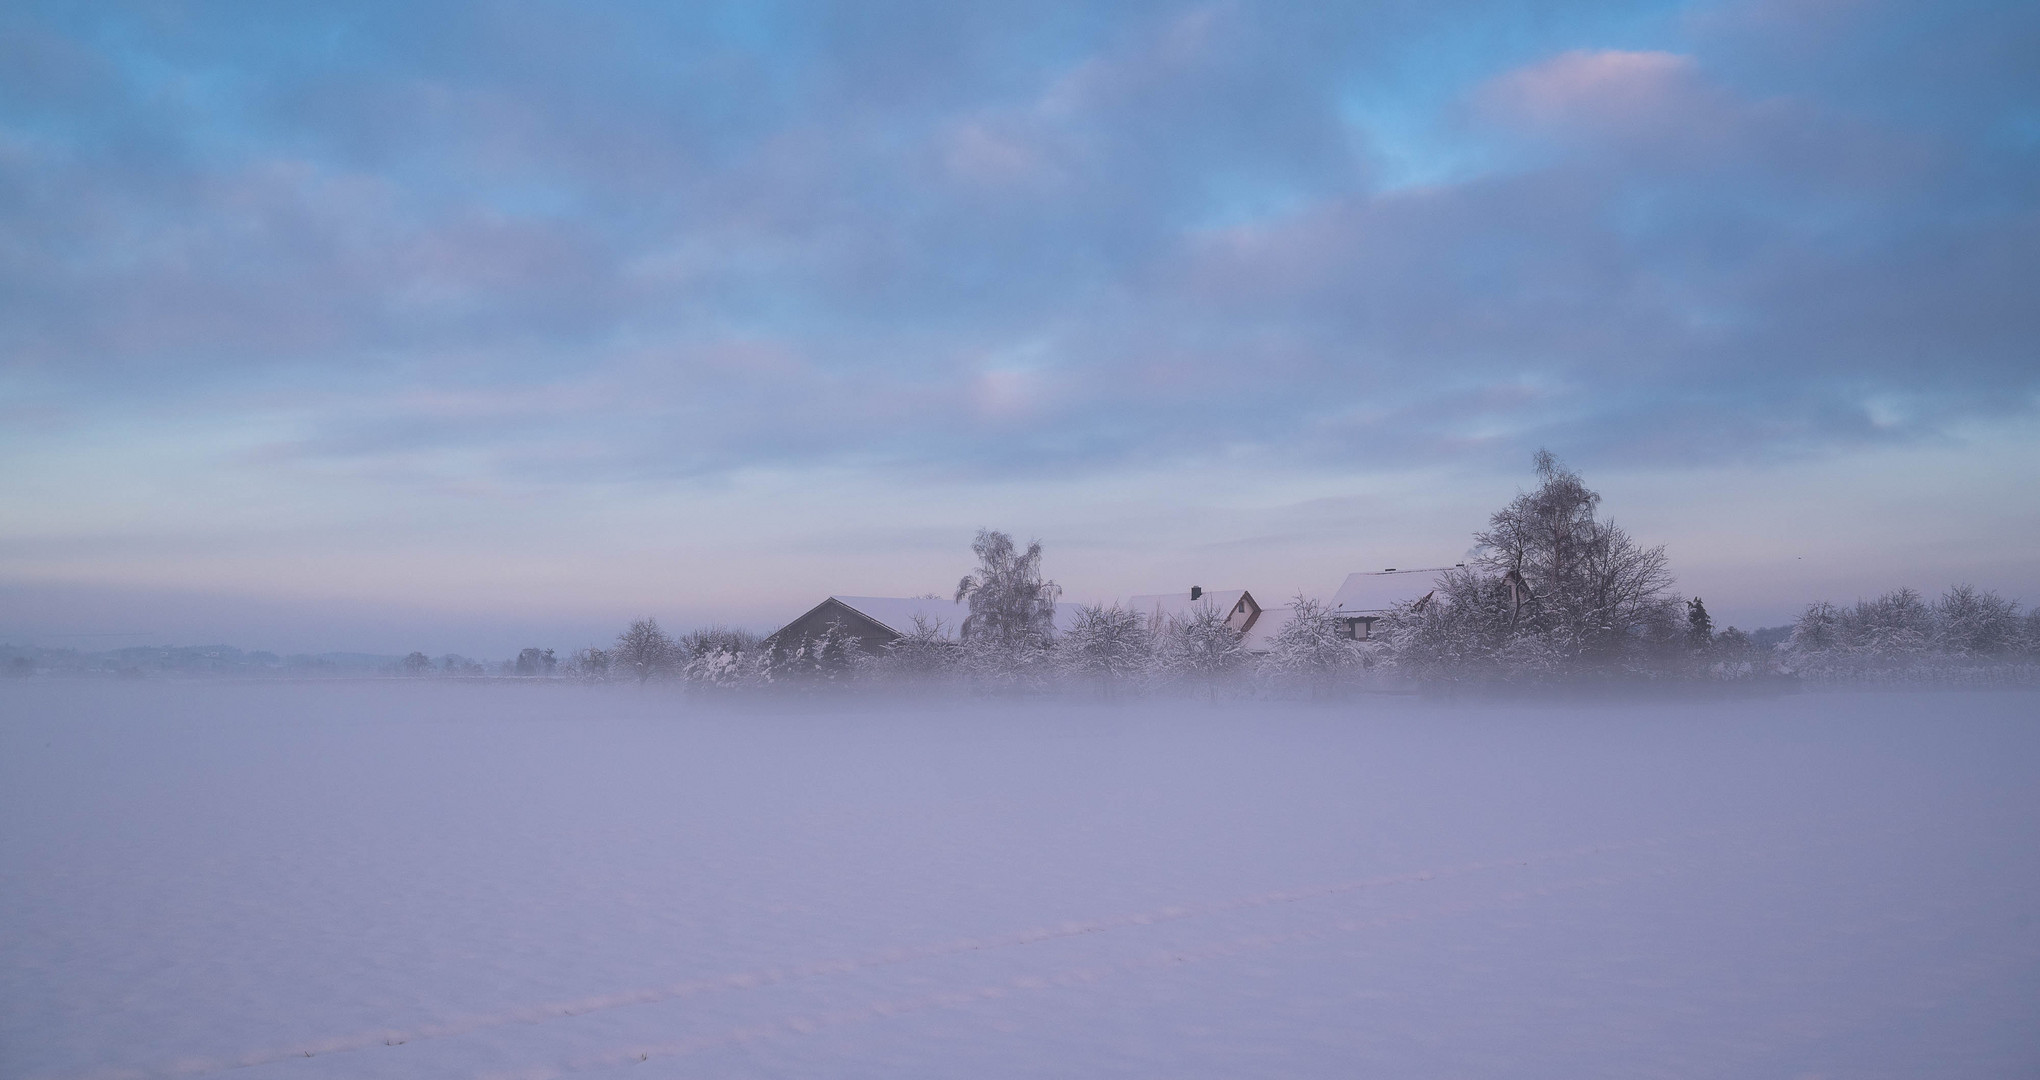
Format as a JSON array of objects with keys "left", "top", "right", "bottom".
[
  {"left": 1330, "top": 566, "right": 1459, "bottom": 617},
  {"left": 831, "top": 596, "right": 972, "bottom": 641},
  {"left": 1125, "top": 589, "right": 1257, "bottom": 625},
  {"left": 1048, "top": 602, "right": 1087, "bottom": 635},
  {"left": 1240, "top": 603, "right": 1294, "bottom": 653},
  {"left": 778, "top": 595, "right": 1089, "bottom": 644}
]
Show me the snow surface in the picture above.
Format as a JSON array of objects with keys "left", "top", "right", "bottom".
[{"left": 3, "top": 682, "right": 2037, "bottom": 1079}]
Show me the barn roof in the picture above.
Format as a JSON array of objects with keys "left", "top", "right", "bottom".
[
  {"left": 809, "top": 595, "right": 1089, "bottom": 641},
  {"left": 830, "top": 596, "right": 972, "bottom": 640}
]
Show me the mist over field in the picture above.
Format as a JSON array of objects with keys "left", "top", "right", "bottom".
[
  {"left": 6, "top": 1, "right": 2038, "bottom": 1076},
  {"left": 4, "top": 681, "right": 2036, "bottom": 1079}
]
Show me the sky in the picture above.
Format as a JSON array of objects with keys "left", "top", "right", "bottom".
[{"left": 2, "top": 0, "right": 2036, "bottom": 657}]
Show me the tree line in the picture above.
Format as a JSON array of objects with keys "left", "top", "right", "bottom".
[{"left": 391, "top": 452, "right": 2040, "bottom": 694}]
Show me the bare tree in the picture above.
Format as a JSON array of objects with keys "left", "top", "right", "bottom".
[
  {"left": 566, "top": 647, "right": 611, "bottom": 681},
  {"left": 1933, "top": 585, "right": 2020, "bottom": 657},
  {"left": 1383, "top": 568, "right": 1548, "bottom": 682},
  {"left": 1472, "top": 450, "right": 1679, "bottom": 660},
  {"left": 614, "top": 617, "right": 677, "bottom": 683}
]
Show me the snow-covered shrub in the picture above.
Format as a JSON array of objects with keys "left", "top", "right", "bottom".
[
  {"left": 1853, "top": 587, "right": 1934, "bottom": 654},
  {"left": 1380, "top": 569, "right": 1546, "bottom": 684},
  {"left": 856, "top": 615, "right": 958, "bottom": 686},
  {"left": 1058, "top": 604, "right": 1155, "bottom": 698},
  {"left": 1933, "top": 585, "right": 2021, "bottom": 658},
  {"left": 960, "top": 631, "right": 1056, "bottom": 694},
  {"left": 1157, "top": 606, "right": 1250, "bottom": 699},
  {"left": 1780, "top": 585, "right": 2037, "bottom": 685},
  {"left": 765, "top": 625, "right": 861, "bottom": 683},
  {"left": 1262, "top": 595, "right": 1365, "bottom": 697},
  {"left": 678, "top": 626, "right": 767, "bottom": 688}
]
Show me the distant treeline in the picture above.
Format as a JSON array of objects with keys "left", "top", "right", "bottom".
[
  {"left": 502, "top": 455, "right": 2040, "bottom": 696},
  {"left": 1, "top": 643, "right": 409, "bottom": 679},
  {"left": 0, "top": 643, "right": 531, "bottom": 680},
  {"left": 11, "top": 455, "right": 2033, "bottom": 693}
]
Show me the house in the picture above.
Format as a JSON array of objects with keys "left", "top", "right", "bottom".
[
  {"left": 1328, "top": 565, "right": 1461, "bottom": 640},
  {"left": 764, "top": 596, "right": 972, "bottom": 656},
  {"left": 1125, "top": 587, "right": 1263, "bottom": 633},
  {"left": 766, "top": 569, "right": 1461, "bottom": 658},
  {"left": 1240, "top": 602, "right": 1295, "bottom": 654},
  {"left": 765, "top": 595, "right": 1091, "bottom": 655}
]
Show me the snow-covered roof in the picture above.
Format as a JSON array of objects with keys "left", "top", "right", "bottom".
[
  {"left": 1240, "top": 604, "right": 1294, "bottom": 654},
  {"left": 1329, "top": 567, "right": 1457, "bottom": 616},
  {"left": 1126, "top": 590, "right": 1254, "bottom": 622},
  {"left": 830, "top": 596, "right": 971, "bottom": 641},
  {"left": 1049, "top": 602, "right": 1087, "bottom": 635},
  {"left": 828, "top": 596, "right": 1088, "bottom": 641}
]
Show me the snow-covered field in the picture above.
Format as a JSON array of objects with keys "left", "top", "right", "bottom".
[{"left": 3, "top": 682, "right": 2036, "bottom": 1079}]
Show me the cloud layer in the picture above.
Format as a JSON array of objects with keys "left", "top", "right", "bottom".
[
  {"left": 3, "top": 1, "right": 2038, "bottom": 650},
  {"left": 5, "top": 0, "right": 2033, "bottom": 487}
]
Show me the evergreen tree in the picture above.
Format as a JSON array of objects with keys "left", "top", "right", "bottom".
[{"left": 1686, "top": 597, "right": 1714, "bottom": 648}]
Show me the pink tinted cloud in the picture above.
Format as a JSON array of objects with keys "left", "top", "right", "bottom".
[
  {"left": 1481, "top": 49, "right": 1703, "bottom": 136},
  {"left": 1470, "top": 46, "right": 1917, "bottom": 187}
]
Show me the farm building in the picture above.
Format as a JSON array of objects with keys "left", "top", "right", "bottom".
[
  {"left": 765, "top": 570, "right": 1458, "bottom": 658},
  {"left": 1125, "top": 587, "right": 1263, "bottom": 633},
  {"left": 1328, "top": 566, "right": 1460, "bottom": 640},
  {"left": 763, "top": 596, "right": 971, "bottom": 657},
  {"left": 765, "top": 595, "right": 1089, "bottom": 656}
]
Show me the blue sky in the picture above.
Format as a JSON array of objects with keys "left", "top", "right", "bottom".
[{"left": 2, "top": 0, "right": 2036, "bottom": 655}]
